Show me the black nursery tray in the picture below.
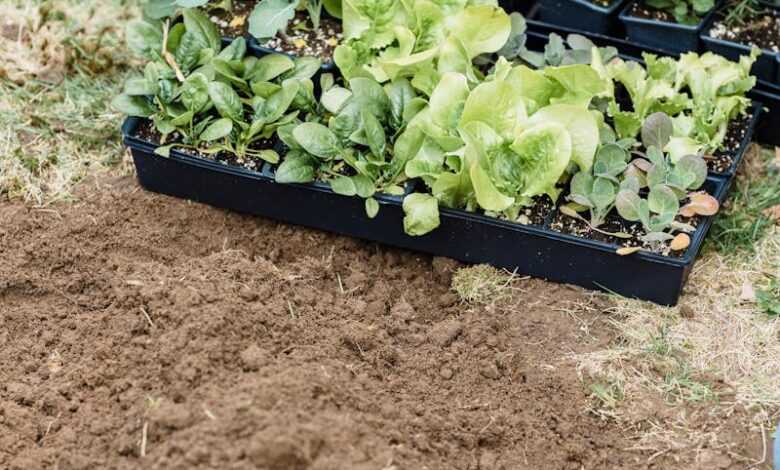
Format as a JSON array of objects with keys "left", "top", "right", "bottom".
[
  {"left": 246, "top": 36, "right": 338, "bottom": 73},
  {"left": 700, "top": 9, "right": 779, "bottom": 83},
  {"left": 123, "top": 117, "right": 732, "bottom": 305},
  {"left": 536, "top": 0, "right": 627, "bottom": 36},
  {"left": 619, "top": 0, "right": 719, "bottom": 54}
]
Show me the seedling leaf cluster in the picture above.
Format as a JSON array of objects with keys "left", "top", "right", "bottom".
[{"left": 115, "top": 5, "right": 758, "bottom": 256}]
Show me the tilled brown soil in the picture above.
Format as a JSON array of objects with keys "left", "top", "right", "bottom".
[{"left": 0, "top": 175, "right": 748, "bottom": 469}]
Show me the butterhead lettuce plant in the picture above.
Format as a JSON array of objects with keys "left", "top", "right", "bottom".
[{"left": 334, "top": 0, "right": 511, "bottom": 85}]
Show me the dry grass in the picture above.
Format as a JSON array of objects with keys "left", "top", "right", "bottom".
[
  {"left": 0, "top": 0, "right": 140, "bottom": 205},
  {"left": 451, "top": 265, "right": 522, "bottom": 305},
  {"left": 573, "top": 146, "right": 780, "bottom": 465}
]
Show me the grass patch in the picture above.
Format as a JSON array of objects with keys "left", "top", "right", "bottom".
[
  {"left": 756, "top": 275, "right": 780, "bottom": 316},
  {"left": 451, "top": 265, "right": 517, "bottom": 305},
  {"left": 574, "top": 144, "right": 780, "bottom": 459},
  {"left": 710, "top": 146, "right": 780, "bottom": 254},
  {"left": 0, "top": 0, "right": 140, "bottom": 204}
]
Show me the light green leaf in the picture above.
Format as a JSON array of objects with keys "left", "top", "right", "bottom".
[
  {"left": 361, "top": 109, "right": 386, "bottom": 158},
  {"left": 293, "top": 122, "right": 340, "bottom": 159},
  {"left": 126, "top": 20, "right": 162, "bottom": 59},
  {"left": 275, "top": 151, "right": 316, "bottom": 183},
  {"left": 199, "top": 118, "right": 233, "bottom": 141},
  {"left": 181, "top": 72, "right": 210, "bottom": 113},
  {"left": 403, "top": 193, "right": 440, "bottom": 236},
  {"left": 208, "top": 81, "right": 243, "bottom": 121},
  {"left": 250, "top": 53, "right": 295, "bottom": 82},
  {"left": 248, "top": 0, "right": 298, "bottom": 40},
  {"left": 365, "top": 198, "right": 379, "bottom": 218},
  {"left": 183, "top": 8, "right": 221, "bottom": 53},
  {"left": 616, "top": 189, "right": 643, "bottom": 221},
  {"left": 526, "top": 104, "right": 599, "bottom": 172},
  {"left": 112, "top": 95, "right": 156, "bottom": 117}
]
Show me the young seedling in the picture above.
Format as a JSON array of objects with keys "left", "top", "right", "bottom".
[
  {"left": 493, "top": 18, "right": 618, "bottom": 70},
  {"left": 249, "top": 0, "right": 337, "bottom": 43},
  {"left": 564, "top": 144, "right": 638, "bottom": 238},
  {"left": 615, "top": 183, "right": 682, "bottom": 248},
  {"left": 644, "top": 0, "right": 716, "bottom": 25},
  {"left": 611, "top": 113, "right": 719, "bottom": 252}
]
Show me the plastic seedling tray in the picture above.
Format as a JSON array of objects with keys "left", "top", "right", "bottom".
[
  {"left": 499, "top": 0, "right": 537, "bottom": 15},
  {"left": 537, "top": 0, "right": 627, "bottom": 36},
  {"left": 244, "top": 11, "right": 340, "bottom": 74},
  {"left": 711, "top": 105, "right": 762, "bottom": 178},
  {"left": 749, "top": 87, "right": 780, "bottom": 146},
  {"left": 776, "top": 51, "right": 780, "bottom": 84},
  {"left": 211, "top": 23, "right": 337, "bottom": 74},
  {"left": 700, "top": 9, "right": 779, "bottom": 83},
  {"left": 123, "top": 116, "right": 732, "bottom": 305},
  {"left": 246, "top": 36, "right": 338, "bottom": 73},
  {"left": 619, "top": 0, "right": 719, "bottom": 54}
]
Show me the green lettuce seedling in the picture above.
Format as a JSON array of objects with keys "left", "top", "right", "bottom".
[
  {"left": 275, "top": 76, "right": 419, "bottom": 218},
  {"left": 612, "top": 112, "right": 716, "bottom": 250},
  {"left": 615, "top": 183, "right": 681, "bottom": 247},
  {"left": 638, "top": 112, "right": 708, "bottom": 198},
  {"left": 644, "top": 0, "right": 715, "bottom": 25},
  {"left": 334, "top": 0, "right": 510, "bottom": 83}
]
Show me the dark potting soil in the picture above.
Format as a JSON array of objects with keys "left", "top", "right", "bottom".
[
  {"left": 135, "top": 120, "right": 274, "bottom": 173},
  {"left": 549, "top": 207, "right": 700, "bottom": 257},
  {"left": 628, "top": 1, "right": 679, "bottom": 23},
  {"left": 628, "top": 114, "right": 749, "bottom": 175},
  {"left": 709, "top": 113, "right": 751, "bottom": 173},
  {"left": 209, "top": 0, "right": 258, "bottom": 37},
  {"left": 262, "top": 11, "right": 342, "bottom": 63},
  {"left": 708, "top": 12, "right": 780, "bottom": 52},
  {"left": 497, "top": 195, "right": 555, "bottom": 227}
]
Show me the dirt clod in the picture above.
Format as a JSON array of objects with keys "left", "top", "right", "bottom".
[
  {"left": 431, "top": 256, "right": 461, "bottom": 284},
  {"left": 239, "top": 344, "right": 270, "bottom": 371},
  {"left": 679, "top": 303, "right": 696, "bottom": 319},
  {"left": 480, "top": 362, "right": 502, "bottom": 380},
  {"left": 428, "top": 319, "right": 463, "bottom": 347}
]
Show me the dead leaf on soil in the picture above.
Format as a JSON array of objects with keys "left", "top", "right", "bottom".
[
  {"left": 230, "top": 15, "right": 246, "bottom": 28},
  {"left": 616, "top": 246, "right": 641, "bottom": 256},
  {"left": 762, "top": 204, "right": 780, "bottom": 224},
  {"left": 680, "top": 192, "right": 719, "bottom": 217},
  {"left": 740, "top": 280, "right": 756, "bottom": 303},
  {"left": 670, "top": 233, "right": 690, "bottom": 251}
]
